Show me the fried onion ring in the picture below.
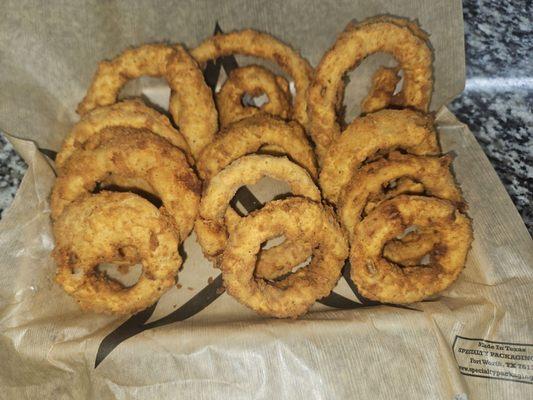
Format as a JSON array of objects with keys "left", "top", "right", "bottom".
[
  {"left": 53, "top": 191, "right": 181, "bottom": 314},
  {"left": 339, "top": 152, "right": 464, "bottom": 266},
  {"left": 76, "top": 44, "right": 217, "bottom": 159},
  {"left": 319, "top": 109, "right": 440, "bottom": 204},
  {"left": 194, "top": 155, "right": 320, "bottom": 270},
  {"left": 217, "top": 65, "right": 292, "bottom": 127},
  {"left": 338, "top": 153, "right": 463, "bottom": 240},
  {"left": 196, "top": 114, "right": 317, "bottom": 180},
  {"left": 220, "top": 197, "right": 348, "bottom": 318},
  {"left": 51, "top": 127, "right": 200, "bottom": 241},
  {"left": 191, "top": 29, "right": 313, "bottom": 127},
  {"left": 308, "top": 16, "right": 433, "bottom": 160},
  {"left": 221, "top": 209, "right": 313, "bottom": 281},
  {"left": 56, "top": 99, "right": 193, "bottom": 168},
  {"left": 350, "top": 195, "right": 472, "bottom": 303}
]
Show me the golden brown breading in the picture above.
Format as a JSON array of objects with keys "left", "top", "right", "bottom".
[
  {"left": 217, "top": 65, "right": 292, "bottom": 127},
  {"left": 197, "top": 114, "right": 318, "bottom": 180},
  {"left": 56, "top": 99, "right": 193, "bottom": 168},
  {"left": 319, "top": 109, "right": 440, "bottom": 204},
  {"left": 192, "top": 29, "right": 313, "bottom": 128},
  {"left": 53, "top": 191, "right": 181, "bottom": 314},
  {"left": 76, "top": 44, "right": 217, "bottom": 158},
  {"left": 361, "top": 67, "right": 401, "bottom": 114},
  {"left": 195, "top": 155, "right": 320, "bottom": 276},
  {"left": 51, "top": 126, "right": 200, "bottom": 241},
  {"left": 338, "top": 152, "right": 463, "bottom": 240},
  {"left": 308, "top": 16, "right": 433, "bottom": 160},
  {"left": 221, "top": 197, "right": 348, "bottom": 318},
  {"left": 350, "top": 195, "right": 472, "bottom": 304}
]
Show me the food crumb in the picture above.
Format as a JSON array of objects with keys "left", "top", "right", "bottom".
[
  {"left": 176, "top": 283, "right": 182, "bottom": 289},
  {"left": 208, "top": 276, "right": 214, "bottom": 284},
  {"left": 187, "top": 287, "right": 194, "bottom": 291},
  {"left": 216, "top": 287, "right": 226, "bottom": 294}
]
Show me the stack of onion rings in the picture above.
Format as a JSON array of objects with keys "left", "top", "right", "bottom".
[
  {"left": 217, "top": 65, "right": 292, "bottom": 127},
  {"left": 308, "top": 16, "right": 433, "bottom": 161},
  {"left": 319, "top": 109, "right": 440, "bottom": 204},
  {"left": 56, "top": 99, "right": 193, "bottom": 168},
  {"left": 194, "top": 114, "right": 319, "bottom": 280},
  {"left": 338, "top": 152, "right": 465, "bottom": 267},
  {"left": 338, "top": 152, "right": 464, "bottom": 239},
  {"left": 316, "top": 100, "right": 471, "bottom": 303},
  {"left": 77, "top": 43, "right": 217, "bottom": 159},
  {"left": 350, "top": 196, "right": 472, "bottom": 303},
  {"left": 191, "top": 29, "right": 313, "bottom": 128},
  {"left": 197, "top": 114, "right": 317, "bottom": 180},
  {"left": 51, "top": 126, "right": 200, "bottom": 241},
  {"left": 195, "top": 154, "right": 320, "bottom": 279},
  {"left": 53, "top": 191, "right": 181, "bottom": 314},
  {"left": 48, "top": 17, "right": 473, "bottom": 316},
  {"left": 221, "top": 197, "right": 348, "bottom": 318}
]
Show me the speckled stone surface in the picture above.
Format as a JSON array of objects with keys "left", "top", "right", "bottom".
[
  {"left": 448, "top": 0, "right": 532, "bottom": 235},
  {"left": 0, "top": 0, "right": 531, "bottom": 234},
  {"left": 0, "top": 135, "right": 26, "bottom": 217}
]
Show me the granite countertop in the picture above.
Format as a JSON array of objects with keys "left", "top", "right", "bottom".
[
  {"left": 448, "top": 0, "right": 532, "bottom": 235},
  {"left": 1, "top": 0, "right": 531, "bottom": 234}
]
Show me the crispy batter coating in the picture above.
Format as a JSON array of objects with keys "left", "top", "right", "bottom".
[
  {"left": 222, "top": 209, "right": 313, "bottom": 281},
  {"left": 350, "top": 196, "right": 472, "bottom": 304},
  {"left": 192, "top": 29, "right": 313, "bottom": 127},
  {"left": 56, "top": 99, "right": 193, "bottom": 168},
  {"left": 361, "top": 67, "right": 401, "bottom": 114},
  {"left": 339, "top": 152, "right": 464, "bottom": 266},
  {"left": 51, "top": 127, "right": 200, "bottom": 241},
  {"left": 195, "top": 155, "right": 320, "bottom": 272},
  {"left": 197, "top": 114, "right": 317, "bottom": 180},
  {"left": 338, "top": 153, "right": 464, "bottom": 240},
  {"left": 319, "top": 109, "right": 440, "bottom": 204},
  {"left": 308, "top": 16, "right": 433, "bottom": 160},
  {"left": 76, "top": 44, "right": 217, "bottom": 159},
  {"left": 53, "top": 192, "right": 181, "bottom": 314},
  {"left": 46, "top": 17, "right": 476, "bottom": 317},
  {"left": 217, "top": 65, "right": 292, "bottom": 127},
  {"left": 221, "top": 197, "right": 348, "bottom": 318}
]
